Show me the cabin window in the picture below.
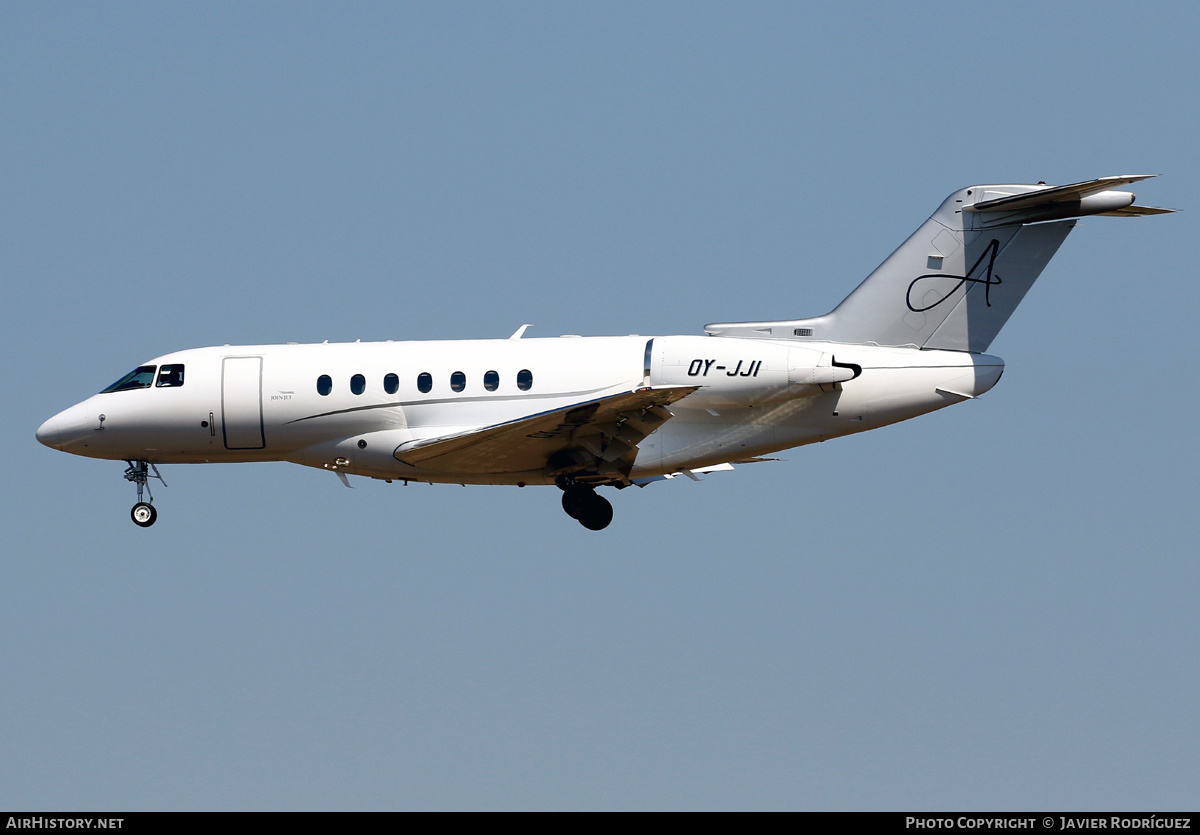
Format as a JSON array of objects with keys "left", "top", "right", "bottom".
[
  {"left": 483, "top": 370, "right": 499, "bottom": 391},
  {"left": 417, "top": 372, "right": 432, "bottom": 393},
  {"left": 450, "top": 371, "right": 466, "bottom": 392},
  {"left": 317, "top": 375, "right": 332, "bottom": 396},
  {"left": 350, "top": 374, "right": 366, "bottom": 395},
  {"left": 517, "top": 369, "right": 533, "bottom": 391},
  {"left": 101, "top": 366, "right": 157, "bottom": 393},
  {"left": 383, "top": 373, "right": 399, "bottom": 394},
  {"left": 156, "top": 365, "right": 185, "bottom": 388}
]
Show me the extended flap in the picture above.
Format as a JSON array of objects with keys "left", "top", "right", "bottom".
[{"left": 394, "top": 386, "right": 698, "bottom": 474}]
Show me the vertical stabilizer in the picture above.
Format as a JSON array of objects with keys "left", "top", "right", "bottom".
[{"left": 705, "top": 176, "right": 1170, "bottom": 352}]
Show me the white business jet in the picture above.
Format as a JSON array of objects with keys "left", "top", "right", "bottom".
[{"left": 37, "top": 176, "right": 1170, "bottom": 530}]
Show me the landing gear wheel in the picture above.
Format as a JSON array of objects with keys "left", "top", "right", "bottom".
[
  {"left": 576, "top": 493, "right": 613, "bottom": 531},
  {"left": 561, "top": 486, "right": 594, "bottom": 520},
  {"left": 124, "top": 460, "right": 166, "bottom": 526},
  {"left": 131, "top": 502, "right": 157, "bottom": 527},
  {"left": 559, "top": 484, "right": 614, "bottom": 530}
]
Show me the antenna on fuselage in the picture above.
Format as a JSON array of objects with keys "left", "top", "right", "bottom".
[{"left": 510, "top": 324, "right": 532, "bottom": 339}]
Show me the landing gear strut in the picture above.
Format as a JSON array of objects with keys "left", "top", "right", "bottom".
[
  {"left": 124, "top": 460, "right": 166, "bottom": 527},
  {"left": 560, "top": 484, "right": 613, "bottom": 531}
]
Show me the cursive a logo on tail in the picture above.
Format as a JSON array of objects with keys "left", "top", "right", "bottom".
[{"left": 906, "top": 238, "right": 1002, "bottom": 312}]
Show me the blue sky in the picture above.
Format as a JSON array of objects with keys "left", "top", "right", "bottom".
[{"left": 3, "top": 2, "right": 1197, "bottom": 810}]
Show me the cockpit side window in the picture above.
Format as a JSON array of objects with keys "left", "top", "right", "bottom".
[
  {"left": 101, "top": 366, "right": 157, "bottom": 393},
  {"left": 156, "top": 364, "right": 185, "bottom": 387}
]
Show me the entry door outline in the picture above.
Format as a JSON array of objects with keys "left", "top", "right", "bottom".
[{"left": 222, "top": 356, "right": 265, "bottom": 450}]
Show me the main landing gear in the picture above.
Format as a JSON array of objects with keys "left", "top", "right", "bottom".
[
  {"left": 560, "top": 484, "right": 613, "bottom": 531},
  {"left": 124, "top": 460, "right": 166, "bottom": 528}
]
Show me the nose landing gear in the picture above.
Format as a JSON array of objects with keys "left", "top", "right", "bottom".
[
  {"left": 131, "top": 502, "right": 157, "bottom": 527},
  {"left": 560, "top": 484, "right": 614, "bottom": 531},
  {"left": 124, "top": 460, "right": 166, "bottom": 527}
]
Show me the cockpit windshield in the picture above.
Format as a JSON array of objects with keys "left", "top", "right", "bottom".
[{"left": 100, "top": 366, "right": 157, "bottom": 393}]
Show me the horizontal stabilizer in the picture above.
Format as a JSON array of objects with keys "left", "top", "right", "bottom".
[
  {"left": 965, "top": 175, "right": 1155, "bottom": 212},
  {"left": 394, "top": 386, "right": 697, "bottom": 475},
  {"left": 1099, "top": 203, "right": 1175, "bottom": 216}
]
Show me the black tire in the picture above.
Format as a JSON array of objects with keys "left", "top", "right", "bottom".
[
  {"left": 561, "top": 486, "right": 594, "bottom": 520},
  {"left": 131, "top": 502, "right": 157, "bottom": 527},
  {"left": 577, "top": 493, "right": 613, "bottom": 531}
]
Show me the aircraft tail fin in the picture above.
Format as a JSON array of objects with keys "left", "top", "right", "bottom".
[{"left": 706, "top": 176, "right": 1172, "bottom": 352}]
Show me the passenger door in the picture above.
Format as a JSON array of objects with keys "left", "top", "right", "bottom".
[{"left": 221, "top": 356, "right": 266, "bottom": 449}]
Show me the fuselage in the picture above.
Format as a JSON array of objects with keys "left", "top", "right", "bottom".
[
  {"left": 34, "top": 177, "right": 1165, "bottom": 530},
  {"left": 37, "top": 334, "right": 1004, "bottom": 485}
]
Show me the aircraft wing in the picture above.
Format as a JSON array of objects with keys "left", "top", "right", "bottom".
[{"left": 393, "top": 386, "right": 698, "bottom": 477}]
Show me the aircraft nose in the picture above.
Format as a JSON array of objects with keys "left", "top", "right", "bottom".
[{"left": 36, "top": 403, "right": 94, "bottom": 451}]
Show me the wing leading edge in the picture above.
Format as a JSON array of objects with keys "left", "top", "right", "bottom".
[{"left": 393, "top": 386, "right": 699, "bottom": 480}]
